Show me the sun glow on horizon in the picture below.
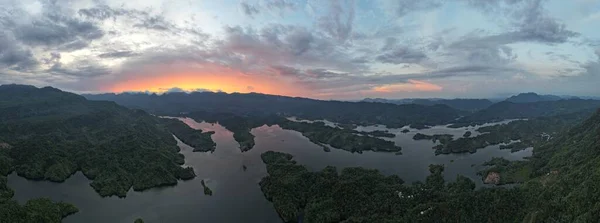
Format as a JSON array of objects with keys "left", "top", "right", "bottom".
[{"left": 105, "top": 71, "right": 308, "bottom": 97}]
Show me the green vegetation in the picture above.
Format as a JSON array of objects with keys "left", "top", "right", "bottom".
[
  {"left": 499, "top": 141, "right": 530, "bottom": 152},
  {"left": 412, "top": 133, "right": 453, "bottom": 144},
  {"left": 85, "top": 91, "right": 463, "bottom": 128},
  {"left": 364, "top": 130, "right": 395, "bottom": 138},
  {"left": 400, "top": 129, "right": 410, "bottom": 133},
  {"left": 434, "top": 111, "right": 590, "bottom": 154},
  {"left": 363, "top": 98, "right": 493, "bottom": 112},
  {"left": 261, "top": 108, "right": 600, "bottom": 222},
  {"left": 463, "top": 131, "right": 471, "bottom": 138},
  {"left": 0, "top": 85, "right": 195, "bottom": 197},
  {"left": 187, "top": 112, "right": 271, "bottom": 152},
  {"left": 187, "top": 111, "right": 401, "bottom": 153},
  {"left": 480, "top": 158, "right": 532, "bottom": 184},
  {"left": 259, "top": 151, "right": 526, "bottom": 223},
  {"left": 160, "top": 118, "right": 216, "bottom": 152},
  {"left": 134, "top": 218, "right": 144, "bottom": 223},
  {"left": 278, "top": 121, "right": 402, "bottom": 153},
  {"left": 201, "top": 180, "right": 212, "bottom": 196},
  {"left": 0, "top": 176, "right": 78, "bottom": 223},
  {"left": 409, "top": 123, "right": 429, "bottom": 130},
  {"left": 449, "top": 99, "right": 600, "bottom": 127}
]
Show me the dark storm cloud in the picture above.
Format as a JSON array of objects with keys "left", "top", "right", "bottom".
[
  {"left": 13, "top": 11, "right": 104, "bottom": 49},
  {"left": 0, "top": 33, "right": 38, "bottom": 71}
]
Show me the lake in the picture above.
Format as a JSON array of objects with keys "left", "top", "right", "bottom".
[{"left": 8, "top": 118, "right": 532, "bottom": 223}]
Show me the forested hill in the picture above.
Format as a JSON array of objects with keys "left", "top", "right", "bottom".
[
  {"left": 84, "top": 92, "right": 462, "bottom": 128},
  {"left": 505, "top": 92, "right": 562, "bottom": 103},
  {"left": 451, "top": 99, "right": 600, "bottom": 126},
  {"left": 0, "top": 84, "right": 195, "bottom": 197},
  {"left": 259, "top": 109, "right": 600, "bottom": 222}
]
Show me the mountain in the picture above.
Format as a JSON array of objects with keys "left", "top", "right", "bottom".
[
  {"left": 84, "top": 92, "right": 462, "bottom": 128},
  {"left": 505, "top": 92, "right": 562, "bottom": 103},
  {"left": 0, "top": 85, "right": 195, "bottom": 198},
  {"left": 452, "top": 99, "right": 600, "bottom": 126},
  {"left": 362, "top": 98, "right": 493, "bottom": 111},
  {"left": 258, "top": 108, "right": 600, "bottom": 222}
]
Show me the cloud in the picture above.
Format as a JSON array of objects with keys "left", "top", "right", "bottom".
[
  {"left": 373, "top": 79, "right": 442, "bottom": 93},
  {"left": 0, "top": 33, "right": 38, "bottom": 71},
  {"left": 49, "top": 59, "right": 111, "bottom": 77},
  {"left": 240, "top": 2, "right": 260, "bottom": 17},
  {"left": 380, "top": 0, "right": 442, "bottom": 17},
  {"left": 98, "top": 51, "right": 138, "bottom": 58},
  {"left": 0, "top": 0, "right": 597, "bottom": 99},
  {"left": 9, "top": 3, "right": 104, "bottom": 50},
  {"left": 317, "top": 0, "right": 355, "bottom": 42},
  {"left": 376, "top": 45, "right": 429, "bottom": 65}
]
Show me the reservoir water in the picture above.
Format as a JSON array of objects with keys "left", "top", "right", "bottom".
[{"left": 8, "top": 118, "right": 532, "bottom": 222}]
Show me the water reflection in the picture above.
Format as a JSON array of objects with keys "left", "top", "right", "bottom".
[{"left": 8, "top": 117, "right": 531, "bottom": 222}]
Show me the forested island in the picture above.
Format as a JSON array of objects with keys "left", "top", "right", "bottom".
[
  {"left": 259, "top": 151, "right": 524, "bottom": 222},
  {"left": 160, "top": 118, "right": 216, "bottom": 152},
  {"left": 0, "top": 176, "right": 78, "bottom": 222},
  {"left": 186, "top": 111, "right": 402, "bottom": 153},
  {"left": 260, "top": 108, "right": 600, "bottom": 222},
  {"left": 0, "top": 85, "right": 196, "bottom": 197},
  {"left": 433, "top": 110, "right": 593, "bottom": 154},
  {"left": 412, "top": 133, "right": 453, "bottom": 144}
]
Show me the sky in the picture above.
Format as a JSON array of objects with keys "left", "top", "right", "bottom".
[{"left": 0, "top": 0, "right": 599, "bottom": 100}]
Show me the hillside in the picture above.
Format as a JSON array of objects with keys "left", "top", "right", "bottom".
[
  {"left": 363, "top": 98, "right": 493, "bottom": 112},
  {"left": 505, "top": 92, "right": 561, "bottom": 103},
  {"left": 84, "top": 92, "right": 462, "bottom": 128},
  {"left": 452, "top": 99, "right": 600, "bottom": 127},
  {"left": 259, "top": 109, "right": 600, "bottom": 222},
  {"left": 0, "top": 85, "right": 195, "bottom": 197}
]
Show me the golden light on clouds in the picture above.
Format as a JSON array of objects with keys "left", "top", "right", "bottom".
[
  {"left": 103, "top": 63, "right": 309, "bottom": 96},
  {"left": 373, "top": 80, "right": 443, "bottom": 93}
]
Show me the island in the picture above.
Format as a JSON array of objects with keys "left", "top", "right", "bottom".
[
  {"left": 201, "top": 180, "right": 213, "bottom": 196},
  {"left": 160, "top": 118, "right": 216, "bottom": 152},
  {"left": 186, "top": 111, "right": 402, "bottom": 153},
  {"left": 258, "top": 151, "right": 527, "bottom": 222},
  {"left": 412, "top": 133, "right": 453, "bottom": 144},
  {"left": 0, "top": 176, "right": 78, "bottom": 222},
  {"left": 432, "top": 110, "right": 591, "bottom": 154}
]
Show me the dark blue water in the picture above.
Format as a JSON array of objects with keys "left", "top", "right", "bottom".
[{"left": 7, "top": 118, "right": 531, "bottom": 222}]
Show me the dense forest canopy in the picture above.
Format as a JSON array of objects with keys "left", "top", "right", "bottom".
[
  {"left": 259, "top": 108, "right": 600, "bottom": 222},
  {"left": 451, "top": 99, "right": 600, "bottom": 127},
  {"left": 0, "top": 85, "right": 195, "bottom": 197}
]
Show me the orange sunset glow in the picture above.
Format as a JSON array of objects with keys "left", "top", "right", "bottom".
[{"left": 105, "top": 70, "right": 309, "bottom": 97}]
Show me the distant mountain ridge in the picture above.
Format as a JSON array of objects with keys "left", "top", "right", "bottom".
[
  {"left": 362, "top": 98, "right": 493, "bottom": 111},
  {"left": 505, "top": 92, "right": 562, "bottom": 103},
  {"left": 84, "top": 91, "right": 463, "bottom": 128},
  {"left": 452, "top": 99, "right": 600, "bottom": 126}
]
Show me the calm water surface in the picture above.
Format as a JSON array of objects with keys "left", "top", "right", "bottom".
[{"left": 8, "top": 118, "right": 531, "bottom": 223}]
